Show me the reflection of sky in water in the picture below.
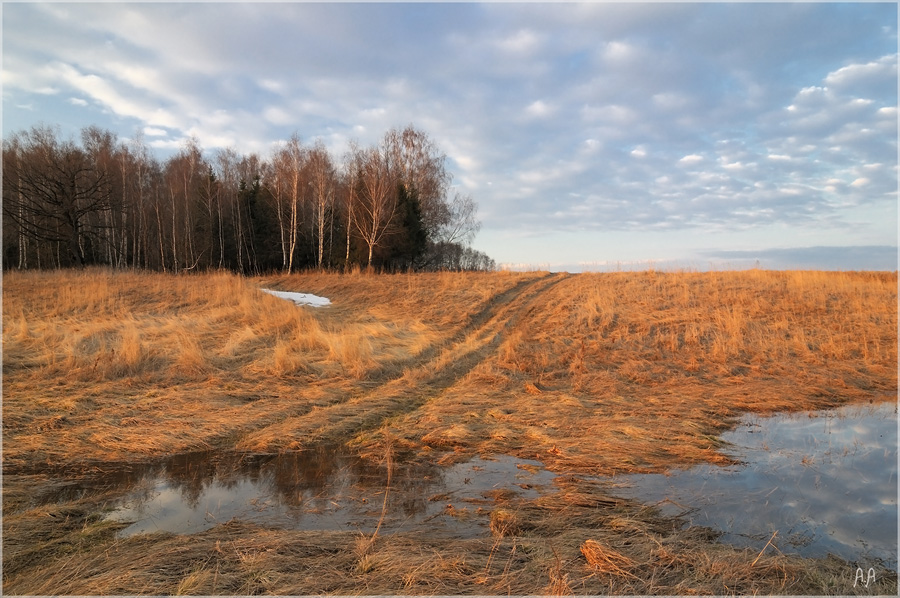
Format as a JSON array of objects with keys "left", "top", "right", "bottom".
[
  {"left": 109, "top": 479, "right": 306, "bottom": 535},
  {"left": 104, "top": 454, "right": 554, "bottom": 538},
  {"left": 612, "top": 402, "right": 898, "bottom": 569}
]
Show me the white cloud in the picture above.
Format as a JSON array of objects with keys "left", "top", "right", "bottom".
[
  {"left": 525, "top": 100, "right": 553, "bottom": 118},
  {"left": 2, "top": 58, "right": 62, "bottom": 95},
  {"left": 360, "top": 107, "right": 387, "bottom": 119},
  {"left": 2, "top": 2, "right": 895, "bottom": 269},
  {"left": 147, "top": 138, "right": 184, "bottom": 150},
  {"left": 496, "top": 29, "right": 543, "bottom": 55},
  {"left": 263, "top": 106, "right": 294, "bottom": 126},
  {"left": 581, "top": 103, "right": 638, "bottom": 125},
  {"left": 797, "top": 85, "right": 828, "bottom": 99},
  {"left": 258, "top": 78, "right": 285, "bottom": 94},
  {"left": 184, "top": 127, "right": 236, "bottom": 150},
  {"left": 824, "top": 54, "right": 898, "bottom": 92},
  {"left": 52, "top": 62, "right": 180, "bottom": 129},
  {"left": 602, "top": 40, "right": 636, "bottom": 64},
  {"left": 68, "top": 97, "right": 88, "bottom": 106},
  {"left": 105, "top": 62, "right": 165, "bottom": 94},
  {"left": 679, "top": 154, "right": 704, "bottom": 165},
  {"left": 205, "top": 109, "right": 234, "bottom": 128}
]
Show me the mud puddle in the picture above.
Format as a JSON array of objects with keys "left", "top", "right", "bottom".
[
  {"left": 27, "top": 448, "right": 556, "bottom": 539},
  {"left": 610, "top": 401, "right": 898, "bottom": 569}
]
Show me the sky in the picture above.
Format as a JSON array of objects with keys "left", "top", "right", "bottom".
[{"left": 2, "top": 2, "right": 898, "bottom": 272}]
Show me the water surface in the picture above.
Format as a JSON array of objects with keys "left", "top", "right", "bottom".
[
  {"left": 611, "top": 401, "right": 898, "bottom": 568},
  {"left": 95, "top": 449, "right": 555, "bottom": 538},
  {"left": 21, "top": 400, "right": 897, "bottom": 570}
]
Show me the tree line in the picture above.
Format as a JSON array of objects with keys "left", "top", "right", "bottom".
[{"left": 2, "top": 123, "right": 495, "bottom": 273}]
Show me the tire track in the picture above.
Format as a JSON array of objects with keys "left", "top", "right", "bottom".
[
  {"left": 244, "top": 272, "right": 568, "bottom": 448},
  {"left": 232, "top": 274, "right": 558, "bottom": 450},
  {"left": 355, "top": 272, "right": 558, "bottom": 385}
]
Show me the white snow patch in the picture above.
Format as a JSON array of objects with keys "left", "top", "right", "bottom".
[{"left": 261, "top": 289, "right": 331, "bottom": 307}]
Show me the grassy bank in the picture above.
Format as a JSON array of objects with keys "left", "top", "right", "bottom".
[{"left": 3, "top": 267, "right": 897, "bottom": 595}]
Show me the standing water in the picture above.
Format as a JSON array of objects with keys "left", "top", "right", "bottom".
[
  {"left": 611, "top": 401, "right": 898, "bottom": 569},
  {"left": 91, "top": 450, "right": 555, "bottom": 539},
  {"left": 20, "top": 400, "right": 897, "bottom": 570}
]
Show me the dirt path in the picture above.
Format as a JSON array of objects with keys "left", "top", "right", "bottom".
[{"left": 237, "top": 272, "right": 568, "bottom": 450}]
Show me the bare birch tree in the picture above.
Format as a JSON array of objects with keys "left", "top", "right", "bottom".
[
  {"left": 353, "top": 143, "right": 398, "bottom": 268},
  {"left": 271, "top": 134, "right": 306, "bottom": 272},
  {"left": 307, "top": 140, "right": 336, "bottom": 269},
  {"left": 342, "top": 141, "right": 360, "bottom": 269}
]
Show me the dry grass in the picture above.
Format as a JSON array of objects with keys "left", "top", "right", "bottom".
[
  {"left": 4, "top": 479, "right": 895, "bottom": 596},
  {"left": 3, "top": 269, "right": 313, "bottom": 467},
  {"left": 581, "top": 539, "right": 638, "bottom": 578},
  {"left": 376, "top": 269, "right": 897, "bottom": 475},
  {"left": 3, "top": 267, "right": 897, "bottom": 595},
  {"left": 1, "top": 268, "right": 534, "bottom": 468}
]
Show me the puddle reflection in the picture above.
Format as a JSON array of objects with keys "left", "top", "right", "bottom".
[
  {"left": 612, "top": 402, "right": 898, "bottom": 569},
  {"left": 21, "top": 401, "right": 896, "bottom": 569},
  {"left": 82, "top": 449, "right": 556, "bottom": 538}
]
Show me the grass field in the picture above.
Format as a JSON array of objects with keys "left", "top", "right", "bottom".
[{"left": 2, "top": 267, "right": 897, "bottom": 595}]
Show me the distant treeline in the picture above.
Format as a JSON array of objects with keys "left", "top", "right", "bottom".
[{"left": 2, "top": 123, "right": 495, "bottom": 273}]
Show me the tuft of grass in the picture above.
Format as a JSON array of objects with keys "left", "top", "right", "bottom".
[
  {"left": 580, "top": 539, "right": 638, "bottom": 579},
  {"left": 490, "top": 508, "right": 521, "bottom": 538}
]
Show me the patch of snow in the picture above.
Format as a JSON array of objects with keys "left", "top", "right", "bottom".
[{"left": 260, "top": 288, "right": 331, "bottom": 307}]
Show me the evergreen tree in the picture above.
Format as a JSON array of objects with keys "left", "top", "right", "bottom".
[{"left": 389, "top": 182, "right": 428, "bottom": 270}]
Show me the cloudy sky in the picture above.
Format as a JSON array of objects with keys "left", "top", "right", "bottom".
[{"left": 3, "top": 2, "right": 897, "bottom": 271}]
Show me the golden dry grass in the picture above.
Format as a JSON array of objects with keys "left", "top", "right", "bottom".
[
  {"left": 1, "top": 268, "right": 538, "bottom": 468},
  {"left": 375, "top": 269, "right": 897, "bottom": 475},
  {"left": 581, "top": 539, "right": 637, "bottom": 577},
  {"left": 2, "top": 267, "right": 897, "bottom": 595},
  {"left": 4, "top": 481, "right": 895, "bottom": 596}
]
